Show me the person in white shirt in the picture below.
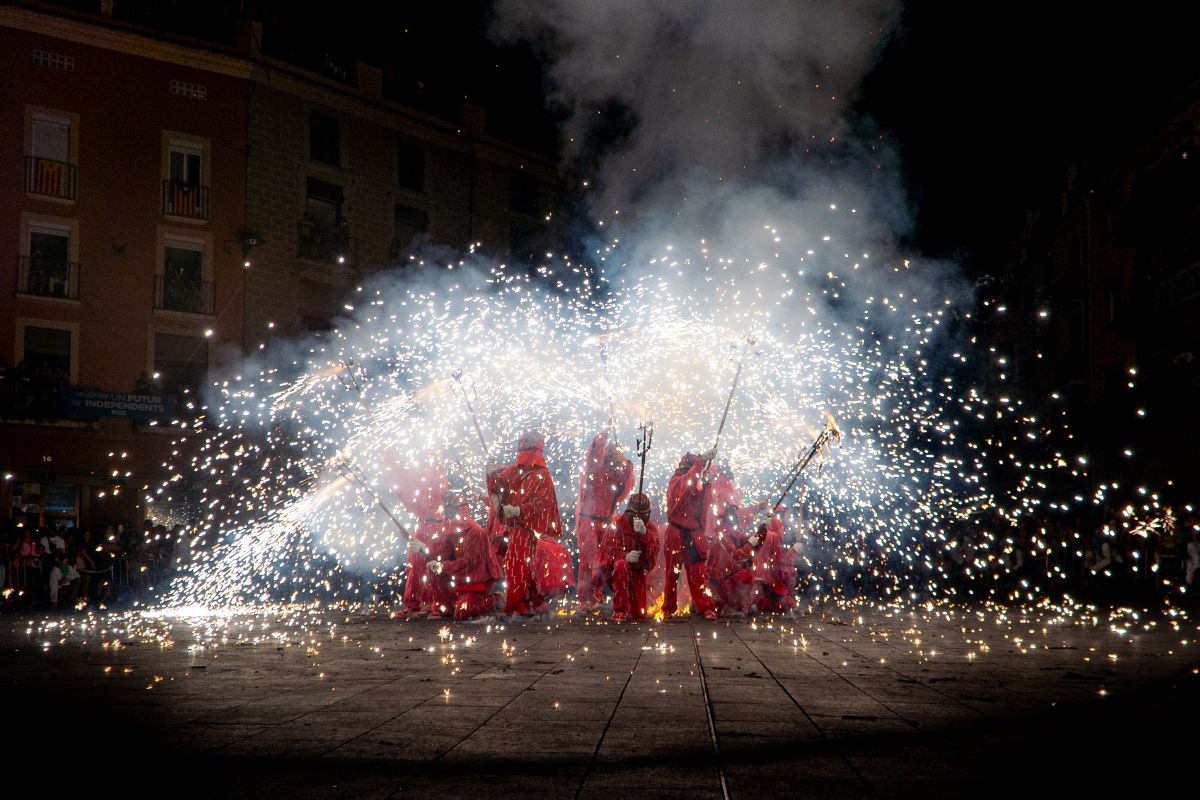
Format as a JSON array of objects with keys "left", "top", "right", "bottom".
[
  {"left": 39, "top": 528, "right": 66, "bottom": 556},
  {"left": 48, "top": 552, "right": 80, "bottom": 606}
]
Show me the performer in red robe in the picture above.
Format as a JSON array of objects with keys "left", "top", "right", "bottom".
[
  {"left": 388, "top": 457, "right": 447, "bottom": 616},
  {"left": 662, "top": 450, "right": 719, "bottom": 618},
  {"left": 704, "top": 467, "right": 756, "bottom": 615},
  {"left": 599, "top": 493, "right": 659, "bottom": 621},
  {"left": 498, "top": 430, "right": 564, "bottom": 615},
  {"left": 429, "top": 496, "right": 505, "bottom": 621},
  {"left": 575, "top": 430, "right": 634, "bottom": 609},
  {"left": 484, "top": 466, "right": 508, "bottom": 561},
  {"left": 753, "top": 514, "right": 798, "bottom": 614}
]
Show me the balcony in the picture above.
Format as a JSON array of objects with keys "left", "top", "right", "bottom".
[
  {"left": 16, "top": 256, "right": 80, "bottom": 300},
  {"left": 298, "top": 229, "right": 358, "bottom": 267},
  {"left": 25, "top": 156, "right": 77, "bottom": 201},
  {"left": 162, "top": 181, "right": 210, "bottom": 221},
  {"left": 155, "top": 274, "right": 214, "bottom": 315}
]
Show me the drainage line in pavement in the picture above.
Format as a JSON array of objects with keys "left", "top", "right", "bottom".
[
  {"left": 728, "top": 624, "right": 876, "bottom": 794},
  {"left": 573, "top": 625, "right": 653, "bottom": 800},
  {"left": 690, "top": 620, "right": 732, "bottom": 800}
]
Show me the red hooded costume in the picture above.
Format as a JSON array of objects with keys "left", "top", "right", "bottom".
[
  {"left": 703, "top": 469, "right": 755, "bottom": 615},
  {"left": 484, "top": 467, "right": 508, "bottom": 560},
  {"left": 752, "top": 515, "right": 797, "bottom": 614},
  {"left": 389, "top": 460, "right": 448, "bottom": 614},
  {"left": 662, "top": 453, "right": 718, "bottom": 617},
  {"left": 575, "top": 431, "right": 635, "bottom": 607},
  {"left": 434, "top": 499, "right": 505, "bottom": 620},
  {"left": 498, "top": 431, "right": 566, "bottom": 614},
  {"left": 599, "top": 500, "right": 659, "bottom": 620}
]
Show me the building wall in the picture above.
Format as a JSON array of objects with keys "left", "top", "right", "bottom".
[
  {"left": 242, "top": 56, "right": 567, "bottom": 342},
  {"left": 0, "top": 8, "right": 249, "bottom": 525},
  {"left": 0, "top": 5, "right": 571, "bottom": 531},
  {"left": 989, "top": 82, "right": 1200, "bottom": 492}
]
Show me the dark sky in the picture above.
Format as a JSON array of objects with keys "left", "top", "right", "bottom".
[
  {"left": 857, "top": 2, "right": 1200, "bottom": 267},
  {"left": 247, "top": 1, "right": 1200, "bottom": 269}
]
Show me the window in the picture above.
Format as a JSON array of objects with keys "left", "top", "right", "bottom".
[
  {"left": 509, "top": 218, "right": 540, "bottom": 263},
  {"left": 26, "top": 111, "right": 75, "bottom": 200},
  {"left": 299, "top": 178, "right": 345, "bottom": 262},
  {"left": 163, "top": 135, "right": 209, "bottom": 219},
  {"left": 10, "top": 484, "right": 76, "bottom": 528},
  {"left": 1106, "top": 285, "right": 1121, "bottom": 325},
  {"left": 301, "top": 315, "right": 333, "bottom": 335},
  {"left": 158, "top": 240, "right": 211, "bottom": 314},
  {"left": 510, "top": 169, "right": 538, "bottom": 214},
  {"left": 392, "top": 204, "right": 429, "bottom": 260},
  {"left": 398, "top": 140, "right": 425, "bottom": 191},
  {"left": 170, "top": 144, "right": 202, "bottom": 186},
  {"left": 33, "top": 50, "right": 74, "bottom": 72},
  {"left": 45, "top": 485, "right": 78, "bottom": 516},
  {"left": 154, "top": 332, "right": 208, "bottom": 397},
  {"left": 32, "top": 116, "right": 69, "bottom": 162},
  {"left": 23, "top": 325, "right": 71, "bottom": 374},
  {"left": 22, "top": 224, "right": 75, "bottom": 298},
  {"left": 310, "top": 111, "right": 340, "bottom": 166}
]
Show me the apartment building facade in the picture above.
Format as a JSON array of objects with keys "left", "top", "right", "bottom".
[
  {"left": 0, "top": 4, "right": 249, "bottom": 529},
  {"left": 0, "top": 2, "right": 569, "bottom": 531}
]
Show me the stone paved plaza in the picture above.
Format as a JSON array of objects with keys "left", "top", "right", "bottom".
[{"left": 3, "top": 604, "right": 1198, "bottom": 798}]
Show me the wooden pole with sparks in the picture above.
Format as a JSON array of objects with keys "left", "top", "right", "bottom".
[
  {"left": 451, "top": 369, "right": 490, "bottom": 458},
  {"left": 770, "top": 418, "right": 841, "bottom": 512},
  {"left": 708, "top": 338, "right": 755, "bottom": 469}
]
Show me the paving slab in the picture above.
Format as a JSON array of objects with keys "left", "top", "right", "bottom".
[{"left": 1, "top": 605, "right": 1198, "bottom": 798}]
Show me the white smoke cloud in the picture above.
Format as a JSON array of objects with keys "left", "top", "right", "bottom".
[{"left": 491, "top": 0, "right": 900, "bottom": 225}]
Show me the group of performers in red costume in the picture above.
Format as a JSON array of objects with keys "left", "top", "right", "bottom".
[{"left": 387, "top": 427, "right": 799, "bottom": 622}]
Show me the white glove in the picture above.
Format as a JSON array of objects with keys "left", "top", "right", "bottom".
[
  {"left": 748, "top": 535, "right": 761, "bottom": 547},
  {"left": 626, "top": 550, "right": 641, "bottom": 564},
  {"left": 428, "top": 561, "right": 443, "bottom": 575},
  {"left": 413, "top": 541, "right": 430, "bottom": 556},
  {"left": 701, "top": 448, "right": 717, "bottom": 463},
  {"left": 632, "top": 517, "right": 647, "bottom": 535},
  {"left": 502, "top": 504, "right": 520, "bottom": 519}
]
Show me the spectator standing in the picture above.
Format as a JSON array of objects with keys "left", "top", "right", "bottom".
[{"left": 48, "top": 552, "right": 80, "bottom": 607}]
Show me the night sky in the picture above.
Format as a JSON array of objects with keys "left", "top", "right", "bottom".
[
  {"left": 858, "top": 1, "right": 1200, "bottom": 267},
  {"left": 252, "top": 1, "right": 1200, "bottom": 270}
]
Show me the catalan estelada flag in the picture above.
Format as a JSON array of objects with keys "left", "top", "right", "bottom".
[{"left": 35, "top": 159, "right": 63, "bottom": 196}]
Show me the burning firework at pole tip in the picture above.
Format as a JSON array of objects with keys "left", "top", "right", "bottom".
[
  {"left": 769, "top": 413, "right": 843, "bottom": 516},
  {"left": 707, "top": 337, "right": 756, "bottom": 471}
]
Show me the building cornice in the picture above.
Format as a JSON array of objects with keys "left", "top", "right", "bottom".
[{"left": 0, "top": 5, "right": 252, "bottom": 79}]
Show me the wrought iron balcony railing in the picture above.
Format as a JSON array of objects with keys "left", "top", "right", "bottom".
[
  {"left": 25, "top": 156, "right": 77, "bottom": 201},
  {"left": 297, "top": 232, "right": 358, "bottom": 267},
  {"left": 162, "top": 180, "right": 209, "bottom": 220},
  {"left": 16, "top": 256, "right": 80, "bottom": 300},
  {"left": 155, "top": 274, "right": 214, "bottom": 315}
]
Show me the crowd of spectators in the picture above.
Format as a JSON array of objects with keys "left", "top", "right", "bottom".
[
  {"left": 778, "top": 498, "right": 1200, "bottom": 607},
  {"left": 938, "top": 503, "right": 1200, "bottom": 604},
  {"left": 0, "top": 518, "right": 198, "bottom": 609},
  {"left": 0, "top": 355, "right": 69, "bottom": 422},
  {"left": 4, "top": 499, "right": 1199, "bottom": 612}
]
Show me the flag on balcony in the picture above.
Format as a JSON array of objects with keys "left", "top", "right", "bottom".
[
  {"left": 173, "top": 183, "right": 197, "bottom": 217},
  {"left": 35, "top": 159, "right": 64, "bottom": 196}
]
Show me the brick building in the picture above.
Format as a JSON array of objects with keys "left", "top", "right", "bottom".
[
  {"left": 0, "top": 3, "right": 249, "bottom": 530},
  {"left": 0, "top": 2, "right": 569, "bottom": 533},
  {"left": 241, "top": 17, "right": 567, "bottom": 340}
]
